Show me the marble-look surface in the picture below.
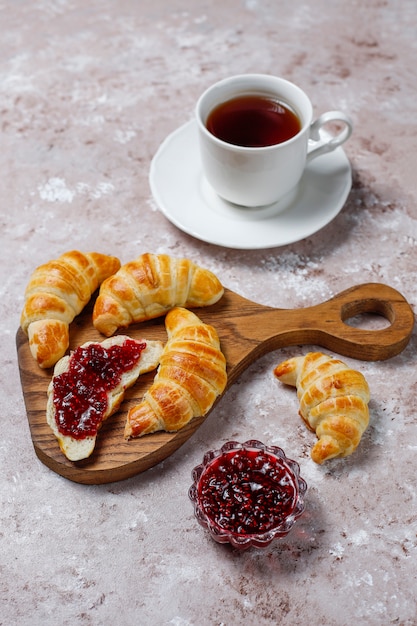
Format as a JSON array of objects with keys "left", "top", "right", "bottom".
[{"left": 2, "top": 1, "right": 417, "bottom": 624}]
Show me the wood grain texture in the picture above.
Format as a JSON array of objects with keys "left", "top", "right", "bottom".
[{"left": 16, "top": 283, "right": 414, "bottom": 485}]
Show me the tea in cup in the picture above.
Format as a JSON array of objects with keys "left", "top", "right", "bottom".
[{"left": 196, "top": 74, "right": 353, "bottom": 207}]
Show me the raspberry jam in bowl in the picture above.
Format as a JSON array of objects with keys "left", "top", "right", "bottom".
[{"left": 189, "top": 440, "right": 307, "bottom": 550}]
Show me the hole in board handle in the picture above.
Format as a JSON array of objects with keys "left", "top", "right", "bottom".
[{"left": 341, "top": 299, "right": 394, "bottom": 331}]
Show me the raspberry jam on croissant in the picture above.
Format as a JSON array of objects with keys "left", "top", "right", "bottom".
[
  {"left": 52, "top": 340, "right": 146, "bottom": 439},
  {"left": 189, "top": 440, "right": 307, "bottom": 549}
]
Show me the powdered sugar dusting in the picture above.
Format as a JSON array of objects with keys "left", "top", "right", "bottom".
[
  {"left": 37, "top": 178, "right": 115, "bottom": 202},
  {"left": 38, "top": 178, "right": 75, "bottom": 203}
]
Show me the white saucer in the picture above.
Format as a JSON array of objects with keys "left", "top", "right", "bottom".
[{"left": 149, "top": 120, "right": 352, "bottom": 249}]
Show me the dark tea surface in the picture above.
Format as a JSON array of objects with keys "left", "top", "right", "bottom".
[{"left": 206, "top": 94, "right": 301, "bottom": 147}]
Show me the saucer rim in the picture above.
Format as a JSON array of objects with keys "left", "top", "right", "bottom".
[{"left": 149, "top": 119, "right": 352, "bottom": 250}]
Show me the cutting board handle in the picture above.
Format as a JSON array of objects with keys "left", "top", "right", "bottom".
[{"left": 218, "top": 282, "right": 415, "bottom": 384}]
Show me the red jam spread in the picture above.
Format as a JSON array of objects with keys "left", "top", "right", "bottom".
[
  {"left": 52, "top": 339, "right": 146, "bottom": 439},
  {"left": 197, "top": 448, "right": 297, "bottom": 535}
]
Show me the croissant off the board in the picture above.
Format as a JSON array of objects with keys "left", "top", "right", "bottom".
[
  {"left": 125, "top": 307, "right": 227, "bottom": 438},
  {"left": 274, "top": 351, "right": 370, "bottom": 464},
  {"left": 92, "top": 253, "right": 224, "bottom": 336},
  {"left": 20, "top": 250, "right": 121, "bottom": 368}
]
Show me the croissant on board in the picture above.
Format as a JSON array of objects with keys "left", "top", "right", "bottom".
[
  {"left": 274, "top": 352, "right": 370, "bottom": 464},
  {"left": 92, "top": 253, "right": 224, "bottom": 337},
  {"left": 20, "top": 250, "right": 121, "bottom": 368},
  {"left": 47, "top": 336, "right": 163, "bottom": 461},
  {"left": 124, "top": 307, "right": 227, "bottom": 439}
]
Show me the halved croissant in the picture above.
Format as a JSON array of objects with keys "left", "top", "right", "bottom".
[
  {"left": 92, "top": 253, "right": 224, "bottom": 337},
  {"left": 47, "top": 336, "right": 163, "bottom": 461},
  {"left": 20, "top": 250, "right": 121, "bottom": 368},
  {"left": 274, "top": 352, "right": 370, "bottom": 464},
  {"left": 124, "top": 307, "right": 227, "bottom": 438}
]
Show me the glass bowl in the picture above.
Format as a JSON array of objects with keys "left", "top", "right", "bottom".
[{"left": 189, "top": 440, "right": 307, "bottom": 550}]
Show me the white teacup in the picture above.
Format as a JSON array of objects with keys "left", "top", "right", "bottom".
[{"left": 196, "top": 74, "right": 353, "bottom": 207}]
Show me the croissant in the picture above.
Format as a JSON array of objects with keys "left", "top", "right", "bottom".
[
  {"left": 20, "top": 250, "right": 121, "bottom": 368},
  {"left": 274, "top": 352, "right": 370, "bottom": 464},
  {"left": 92, "top": 253, "right": 224, "bottom": 337},
  {"left": 47, "top": 336, "right": 163, "bottom": 461},
  {"left": 124, "top": 307, "right": 227, "bottom": 438}
]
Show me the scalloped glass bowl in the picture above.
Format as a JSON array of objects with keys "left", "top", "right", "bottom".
[{"left": 189, "top": 440, "right": 307, "bottom": 550}]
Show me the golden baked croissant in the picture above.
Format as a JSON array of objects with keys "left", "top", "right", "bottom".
[
  {"left": 274, "top": 352, "right": 370, "bottom": 464},
  {"left": 124, "top": 307, "right": 227, "bottom": 438},
  {"left": 92, "top": 253, "right": 224, "bottom": 337},
  {"left": 20, "top": 250, "right": 121, "bottom": 368}
]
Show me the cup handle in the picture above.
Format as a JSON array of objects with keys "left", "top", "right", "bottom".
[{"left": 307, "top": 111, "right": 353, "bottom": 162}]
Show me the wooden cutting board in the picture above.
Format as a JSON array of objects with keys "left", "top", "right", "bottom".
[{"left": 16, "top": 282, "right": 414, "bottom": 485}]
